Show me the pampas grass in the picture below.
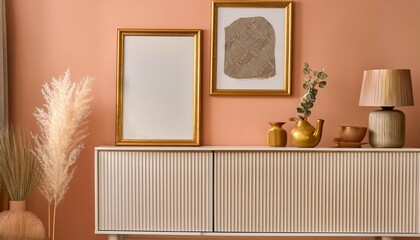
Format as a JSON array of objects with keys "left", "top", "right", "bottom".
[
  {"left": 32, "top": 69, "right": 93, "bottom": 240},
  {"left": 0, "top": 125, "right": 41, "bottom": 201}
]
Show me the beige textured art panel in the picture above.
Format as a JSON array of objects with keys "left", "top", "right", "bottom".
[{"left": 224, "top": 16, "right": 276, "bottom": 79}]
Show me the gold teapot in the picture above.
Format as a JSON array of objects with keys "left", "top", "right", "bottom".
[{"left": 289, "top": 118, "right": 325, "bottom": 148}]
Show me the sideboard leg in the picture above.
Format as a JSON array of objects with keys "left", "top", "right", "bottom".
[
  {"left": 381, "top": 237, "right": 394, "bottom": 240},
  {"left": 108, "top": 234, "right": 123, "bottom": 240}
]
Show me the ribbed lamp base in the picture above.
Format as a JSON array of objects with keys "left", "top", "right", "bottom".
[{"left": 368, "top": 109, "right": 405, "bottom": 148}]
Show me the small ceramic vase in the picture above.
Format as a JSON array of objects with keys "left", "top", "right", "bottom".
[{"left": 267, "top": 122, "right": 287, "bottom": 147}]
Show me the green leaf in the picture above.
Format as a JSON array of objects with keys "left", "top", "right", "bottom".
[
  {"left": 310, "top": 91, "right": 317, "bottom": 99},
  {"left": 303, "top": 68, "right": 310, "bottom": 75},
  {"left": 306, "top": 101, "right": 314, "bottom": 109},
  {"left": 310, "top": 79, "right": 316, "bottom": 86},
  {"left": 322, "top": 73, "right": 328, "bottom": 79},
  {"left": 301, "top": 100, "right": 313, "bottom": 109},
  {"left": 307, "top": 93, "right": 315, "bottom": 101},
  {"left": 297, "top": 107, "right": 305, "bottom": 113},
  {"left": 313, "top": 71, "right": 319, "bottom": 77},
  {"left": 303, "top": 83, "right": 310, "bottom": 90},
  {"left": 303, "top": 62, "right": 309, "bottom": 69},
  {"left": 319, "top": 81, "right": 327, "bottom": 88},
  {"left": 307, "top": 110, "right": 312, "bottom": 116},
  {"left": 311, "top": 88, "right": 318, "bottom": 95}
]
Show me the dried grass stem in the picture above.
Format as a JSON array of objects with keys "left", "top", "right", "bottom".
[{"left": 0, "top": 125, "right": 41, "bottom": 201}]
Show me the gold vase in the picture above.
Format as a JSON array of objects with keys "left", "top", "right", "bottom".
[
  {"left": 0, "top": 201, "right": 46, "bottom": 239},
  {"left": 267, "top": 122, "right": 287, "bottom": 147},
  {"left": 289, "top": 118, "right": 325, "bottom": 148}
]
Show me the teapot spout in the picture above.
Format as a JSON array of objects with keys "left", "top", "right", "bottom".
[{"left": 312, "top": 119, "right": 325, "bottom": 146}]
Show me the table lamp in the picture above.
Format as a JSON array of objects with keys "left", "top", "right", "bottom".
[{"left": 359, "top": 69, "right": 414, "bottom": 148}]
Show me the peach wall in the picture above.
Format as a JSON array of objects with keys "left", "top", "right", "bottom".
[{"left": 5, "top": 0, "right": 420, "bottom": 239}]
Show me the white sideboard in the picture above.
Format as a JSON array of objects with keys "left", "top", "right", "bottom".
[{"left": 95, "top": 146, "right": 420, "bottom": 240}]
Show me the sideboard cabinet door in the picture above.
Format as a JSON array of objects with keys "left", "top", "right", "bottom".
[
  {"left": 96, "top": 150, "right": 213, "bottom": 233},
  {"left": 214, "top": 151, "right": 419, "bottom": 233}
]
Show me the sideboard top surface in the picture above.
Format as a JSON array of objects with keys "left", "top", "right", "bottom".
[{"left": 95, "top": 146, "right": 420, "bottom": 152}]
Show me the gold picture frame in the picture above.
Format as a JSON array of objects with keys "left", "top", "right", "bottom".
[
  {"left": 210, "top": 0, "right": 292, "bottom": 96},
  {"left": 116, "top": 29, "right": 201, "bottom": 146}
]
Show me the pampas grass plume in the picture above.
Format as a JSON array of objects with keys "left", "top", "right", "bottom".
[{"left": 32, "top": 69, "right": 93, "bottom": 240}]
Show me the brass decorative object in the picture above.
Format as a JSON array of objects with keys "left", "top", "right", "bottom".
[
  {"left": 289, "top": 119, "right": 324, "bottom": 148},
  {"left": 335, "top": 141, "right": 367, "bottom": 148},
  {"left": 267, "top": 122, "right": 287, "bottom": 147},
  {"left": 337, "top": 126, "right": 367, "bottom": 142},
  {"left": 335, "top": 126, "right": 367, "bottom": 148}
]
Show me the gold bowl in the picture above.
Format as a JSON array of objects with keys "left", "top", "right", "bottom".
[{"left": 337, "top": 126, "right": 367, "bottom": 142}]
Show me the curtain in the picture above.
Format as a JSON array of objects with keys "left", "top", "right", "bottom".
[{"left": 0, "top": 0, "right": 8, "bottom": 212}]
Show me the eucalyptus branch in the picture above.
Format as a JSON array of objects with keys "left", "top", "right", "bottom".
[{"left": 296, "top": 62, "right": 328, "bottom": 120}]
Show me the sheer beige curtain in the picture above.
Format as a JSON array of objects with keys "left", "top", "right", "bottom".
[{"left": 0, "top": 0, "right": 8, "bottom": 212}]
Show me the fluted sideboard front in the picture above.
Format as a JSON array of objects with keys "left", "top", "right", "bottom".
[{"left": 95, "top": 146, "right": 420, "bottom": 240}]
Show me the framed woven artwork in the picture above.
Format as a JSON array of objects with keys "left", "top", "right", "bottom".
[
  {"left": 210, "top": 0, "right": 292, "bottom": 96},
  {"left": 116, "top": 29, "right": 201, "bottom": 146}
]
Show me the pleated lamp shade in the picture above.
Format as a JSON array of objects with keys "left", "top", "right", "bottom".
[{"left": 359, "top": 69, "right": 414, "bottom": 107}]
